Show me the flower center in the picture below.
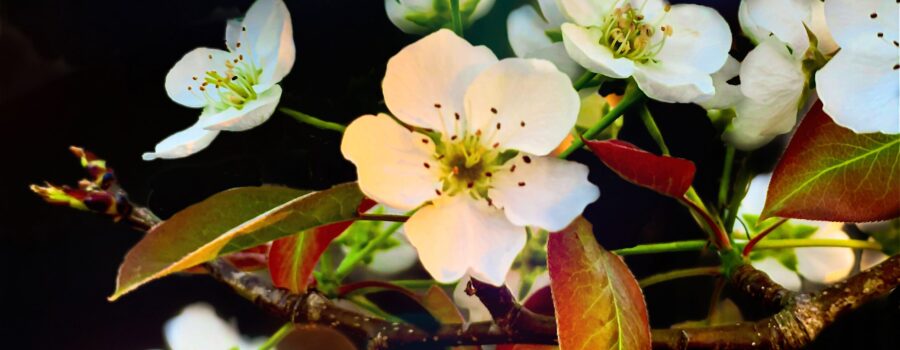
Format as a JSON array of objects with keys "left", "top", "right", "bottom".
[
  {"left": 186, "top": 26, "right": 264, "bottom": 112},
  {"left": 599, "top": 1, "right": 672, "bottom": 62},
  {"left": 432, "top": 132, "right": 514, "bottom": 199}
]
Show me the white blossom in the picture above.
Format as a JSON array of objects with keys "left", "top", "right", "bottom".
[
  {"left": 144, "top": 0, "right": 295, "bottom": 160},
  {"left": 341, "top": 30, "right": 598, "bottom": 285},
  {"left": 162, "top": 303, "right": 267, "bottom": 350},
  {"left": 556, "top": 0, "right": 732, "bottom": 103},
  {"left": 385, "top": 0, "right": 495, "bottom": 35}
]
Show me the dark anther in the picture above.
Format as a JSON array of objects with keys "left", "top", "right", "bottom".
[
  {"left": 490, "top": 107, "right": 498, "bottom": 114},
  {"left": 523, "top": 155, "right": 532, "bottom": 163}
]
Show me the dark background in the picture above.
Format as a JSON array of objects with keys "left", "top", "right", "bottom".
[{"left": 1, "top": 0, "right": 896, "bottom": 349}]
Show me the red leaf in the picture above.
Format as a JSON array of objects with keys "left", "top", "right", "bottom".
[
  {"left": 223, "top": 244, "right": 269, "bottom": 271},
  {"left": 585, "top": 139, "right": 696, "bottom": 198},
  {"left": 762, "top": 101, "right": 900, "bottom": 222},
  {"left": 548, "top": 217, "right": 651, "bottom": 350},
  {"left": 268, "top": 200, "right": 376, "bottom": 293}
]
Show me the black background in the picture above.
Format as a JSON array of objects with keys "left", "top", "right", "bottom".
[{"left": 1, "top": 0, "right": 896, "bottom": 348}]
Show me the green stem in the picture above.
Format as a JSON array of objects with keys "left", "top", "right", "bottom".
[
  {"left": 392, "top": 279, "right": 454, "bottom": 289},
  {"left": 558, "top": 81, "right": 645, "bottom": 158},
  {"left": 681, "top": 191, "right": 732, "bottom": 251},
  {"left": 572, "top": 71, "right": 597, "bottom": 90},
  {"left": 334, "top": 221, "right": 405, "bottom": 281},
  {"left": 257, "top": 323, "right": 294, "bottom": 350},
  {"left": 639, "top": 105, "right": 670, "bottom": 156},
  {"left": 742, "top": 218, "right": 789, "bottom": 256},
  {"left": 450, "top": 0, "right": 463, "bottom": 37},
  {"left": 639, "top": 266, "right": 721, "bottom": 288},
  {"left": 718, "top": 145, "right": 735, "bottom": 208},
  {"left": 279, "top": 107, "right": 346, "bottom": 133},
  {"left": 614, "top": 238, "right": 884, "bottom": 256}
]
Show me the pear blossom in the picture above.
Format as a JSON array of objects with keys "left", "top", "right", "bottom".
[
  {"left": 385, "top": 0, "right": 495, "bottom": 35},
  {"left": 714, "top": 0, "right": 832, "bottom": 150},
  {"left": 143, "top": 0, "right": 295, "bottom": 160},
  {"left": 506, "top": 0, "right": 584, "bottom": 79},
  {"left": 556, "top": 0, "right": 731, "bottom": 103},
  {"left": 340, "top": 29, "right": 599, "bottom": 285},
  {"left": 815, "top": 0, "right": 899, "bottom": 134},
  {"left": 738, "top": 174, "right": 855, "bottom": 291},
  {"left": 162, "top": 303, "right": 267, "bottom": 350}
]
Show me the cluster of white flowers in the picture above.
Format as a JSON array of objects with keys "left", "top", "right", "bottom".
[{"left": 144, "top": 0, "right": 897, "bottom": 291}]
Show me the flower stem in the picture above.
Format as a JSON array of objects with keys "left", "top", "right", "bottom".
[
  {"left": 639, "top": 104, "right": 670, "bottom": 156},
  {"left": 391, "top": 279, "right": 453, "bottom": 289},
  {"left": 450, "top": 0, "right": 464, "bottom": 37},
  {"left": 279, "top": 107, "right": 346, "bottom": 133},
  {"left": 334, "top": 220, "right": 405, "bottom": 281},
  {"left": 639, "top": 266, "right": 722, "bottom": 288},
  {"left": 681, "top": 190, "right": 732, "bottom": 251},
  {"left": 572, "top": 71, "right": 597, "bottom": 90},
  {"left": 718, "top": 145, "right": 736, "bottom": 208},
  {"left": 558, "top": 81, "right": 645, "bottom": 158},
  {"left": 257, "top": 323, "right": 294, "bottom": 350},
  {"left": 742, "top": 218, "right": 789, "bottom": 256},
  {"left": 614, "top": 238, "right": 884, "bottom": 256}
]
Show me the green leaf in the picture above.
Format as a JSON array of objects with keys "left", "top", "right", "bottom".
[
  {"left": 110, "top": 183, "right": 365, "bottom": 300},
  {"left": 866, "top": 220, "right": 900, "bottom": 255},
  {"left": 762, "top": 102, "right": 900, "bottom": 222},
  {"left": 547, "top": 217, "right": 651, "bottom": 350}
]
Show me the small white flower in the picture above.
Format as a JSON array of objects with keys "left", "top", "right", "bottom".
[
  {"left": 556, "top": 0, "right": 731, "bottom": 103},
  {"left": 712, "top": 0, "right": 832, "bottom": 150},
  {"left": 163, "top": 303, "right": 267, "bottom": 350},
  {"left": 738, "top": 174, "right": 855, "bottom": 291},
  {"left": 507, "top": 0, "right": 584, "bottom": 79},
  {"left": 144, "top": 0, "right": 295, "bottom": 160},
  {"left": 341, "top": 30, "right": 599, "bottom": 285},
  {"left": 385, "top": 0, "right": 495, "bottom": 35},
  {"left": 815, "top": 0, "right": 899, "bottom": 134}
]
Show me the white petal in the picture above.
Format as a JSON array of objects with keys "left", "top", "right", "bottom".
[
  {"left": 560, "top": 23, "right": 635, "bottom": 79},
  {"left": 508, "top": 5, "right": 554, "bottom": 59},
  {"left": 825, "top": 0, "right": 898, "bottom": 50},
  {"left": 745, "top": 0, "right": 811, "bottom": 55},
  {"left": 405, "top": 196, "right": 526, "bottom": 285},
  {"left": 698, "top": 56, "right": 743, "bottom": 110},
  {"left": 527, "top": 42, "right": 586, "bottom": 80},
  {"left": 142, "top": 120, "right": 220, "bottom": 161},
  {"left": 556, "top": 0, "right": 609, "bottom": 26},
  {"left": 738, "top": 0, "right": 768, "bottom": 44},
  {"left": 383, "top": 29, "right": 498, "bottom": 132},
  {"left": 488, "top": 155, "right": 599, "bottom": 231},
  {"left": 657, "top": 4, "right": 732, "bottom": 74},
  {"left": 860, "top": 243, "right": 889, "bottom": 271},
  {"left": 341, "top": 114, "right": 441, "bottom": 210},
  {"left": 164, "top": 48, "right": 231, "bottom": 108},
  {"left": 164, "top": 303, "right": 247, "bottom": 350},
  {"left": 470, "top": 0, "right": 497, "bottom": 22},
  {"left": 538, "top": 0, "right": 567, "bottom": 26},
  {"left": 632, "top": 61, "right": 715, "bottom": 103},
  {"left": 452, "top": 273, "right": 493, "bottom": 322},
  {"left": 726, "top": 97, "right": 794, "bottom": 150},
  {"left": 752, "top": 257, "right": 802, "bottom": 291},
  {"left": 225, "top": 18, "right": 242, "bottom": 52},
  {"left": 384, "top": 0, "right": 431, "bottom": 34},
  {"left": 241, "top": 0, "right": 295, "bottom": 88},
  {"left": 815, "top": 42, "right": 900, "bottom": 134},
  {"left": 795, "top": 224, "right": 855, "bottom": 285},
  {"left": 809, "top": 0, "right": 838, "bottom": 54},
  {"left": 736, "top": 173, "right": 770, "bottom": 219},
  {"left": 464, "top": 58, "right": 580, "bottom": 155},
  {"left": 198, "top": 84, "right": 282, "bottom": 131},
  {"left": 740, "top": 37, "right": 805, "bottom": 110}
]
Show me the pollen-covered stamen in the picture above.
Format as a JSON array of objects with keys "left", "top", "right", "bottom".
[
  {"left": 599, "top": 0, "right": 672, "bottom": 62},
  {"left": 432, "top": 126, "right": 515, "bottom": 199}
]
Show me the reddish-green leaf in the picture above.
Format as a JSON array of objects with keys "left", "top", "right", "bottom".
[
  {"left": 268, "top": 199, "right": 375, "bottom": 293},
  {"left": 762, "top": 102, "right": 900, "bottom": 222},
  {"left": 548, "top": 217, "right": 651, "bottom": 350},
  {"left": 111, "top": 183, "right": 365, "bottom": 300},
  {"left": 420, "top": 286, "right": 466, "bottom": 325},
  {"left": 585, "top": 139, "right": 696, "bottom": 198}
]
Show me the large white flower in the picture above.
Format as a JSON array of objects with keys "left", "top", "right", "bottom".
[
  {"left": 556, "top": 0, "right": 731, "bottom": 103},
  {"left": 507, "top": 0, "right": 584, "bottom": 79},
  {"left": 143, "top": 0, "right": 295, "bottom": 160},
  {"left": 385, "top": 0, "right": 495, "bottom": 35},
  {"left": 739, "top": 0, "right": 837, "bottom": 55},
  {"left": 815, "top": 0, "right": 899, "bottom": 134},
  {"left": 163, "top": 303, "right": 267, "bottom": 350},
  {"left": 341, "top": 30, "right": 599, "bottom": 285},
  {"left": 738, "top": 174, "right": 855, "bottom": 291}
]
